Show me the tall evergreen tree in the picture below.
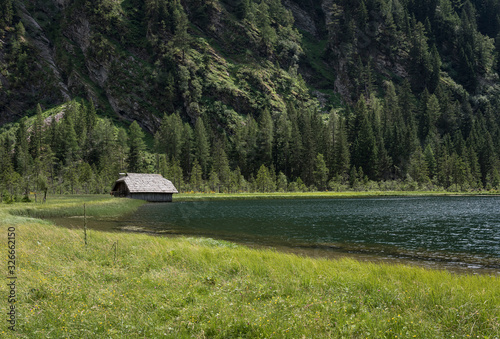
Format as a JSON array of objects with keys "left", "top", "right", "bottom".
[
  {"left": 351, "top": 97, "right": 378, "bottom": 179},
  {"left": 190, "top": 159, "right": 203, "bottom": 192},
  {"left": 409, "top": 20, "right": 432, "bottom": 92},
  {"left": 181, "top": 123, "right": 193, "bottom": 176},
  {"left": 333, "top": 116, "right": 351, "bottom": 179},
  {"left": 31, "top": 104, "right": 44, "bottom": 159},
  {"left": 313, "top": 153, "right": 329, "bottom": 190},
  {"left": 258, "top": 108, "right": 274, "bottom": 167},
  {"left": 14, "top": 119, "right": 31, "bottom": 177},
  {"left": 275, "top": 111, "right": 292, "bottom": 177},
  {"left": 0, "top": 0, "right": 13, "bottom": 27},
  {"left": 128, "top": 121, "right": 146, "bottom": 173},
  {"left": 194, "top": 118, "right": 210, "bottom": 177}
]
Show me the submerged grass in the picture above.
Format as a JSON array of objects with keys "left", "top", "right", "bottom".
[{"left": 0, "top": 195, "right": 499, "bottom": 338}]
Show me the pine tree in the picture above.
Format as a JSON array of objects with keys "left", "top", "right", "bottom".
[
  {"left": 0, "top": 137, "right": 15, "bottom": 192},
  {"left": 408, "top": 146, "right": 430, "bottom": 184},
  {"left": 128, "top": 121, "right": 146, "bottom": 173},
  {"left": 258, "top": 108, "right": 274, "bottom": 167},
  {"left": 289, "top": 106, "right": 304, "bottom": 180},
  {"left": 172, "top": 0, "right": 190, "bottom": 60},
  {"left": 351, "top": 97, "right": 377, "bottom": 179},
  {"left": 382, "top": 81, "right": 401, "bottom": 139},
  {"left": 424, "top": 144, "right": 437, "bottom": 180},
  {"left": 465, "top": 145, "right": 482, "bottom": 189},
  {"left": 298, "top": 107, "right": 316, "bottom": 185},
  {"left": 313, "top": 153, "right": 329, "bottom": 190},
  {"left": 420, "top": 94, "right": 440, "bottom": 141},
  {"left": 333, "top": 117, "right": 351, "bottom": 179},
  {"left": 61, "top": 108, "right": 80, "bottom": 166},
  {"left": 116, "top": 128, "right": 129, "bottom": 171},
  {"left": 233, "top": 122, "right": 248, "bottom": 176},
  {"left": 190, "top": 159, "right": 203, "bottom": 192},
  {"left": 275, "top": 111, "right": 292, "bottom": 177},
  {"left": 429, "top": 44, "right": 441, "bottom": 92},
  {"left": 236, "top": 0, "right": 250, "bottom": 19},
  {"left": 276, "top": 172, "right": 288, "bottom": 192},
  {"left": 158, "top": 113, "right": 184, "bottom": 161},
  {"left": 211, "top": 140, "right": 231, "bottom": 192},
  {"left": 256, "top": 164, "right": 275, "bottom": 192},
  {"left": 86, "top": 99, "right": 98, "bottom": 137},
  {"left": 349, "top": 166, "right": 359, "bottom": 189},
  {"left": 31, "top": 104, "right": 44, "bottom": 160},
  {"left": 245, "top": 116, "right": 259, "bottom": 176},
  {"left": 14, "top": 119, "right": 31, "bottom": 177},
  {"left": 0, "top": 0, "right": 13, "bottom": 27},
  {"left": 194, "top": 117, "right": 210, "bottom": 177},
  {"left": 409, "top": 20, "right": 432, "bottom": 92},
  {"left": 181, "top": 123, "right": 193, "bottom": 176},
  {"left": 208, "top": 170, "right": 220, "bottom": 192}
]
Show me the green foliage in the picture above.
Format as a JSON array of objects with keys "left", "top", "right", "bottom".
[
  {"left": 1, "top": 197, "right": 498, "bottom": 338},
  {"left": 0, "top": 0, "right": 13, "bottom": 27},
  {"left": 128, "top": 121, "right": 146, "bottom": 173},
  {"left": 313, "top": 153, "right": 329, "bottom": 190},
  {"left": 256, "top": 164, "right": 275, "bottom": 192},
  {"left": 194, "top": 118, "right": 210, "bottom": 177},
  {"left": 2, "top": 0, "right": 500, "bottom": 195}
]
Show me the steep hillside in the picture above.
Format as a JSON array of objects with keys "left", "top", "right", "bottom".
[
  {"left": 3, "top": 0, "right": 500, "bottom": 124},
  {"left": 1, "top": 0, "right": 500, "bottom": 194},
  {"left": 2, "top": 0, "right": 319, "bottom": 131}
]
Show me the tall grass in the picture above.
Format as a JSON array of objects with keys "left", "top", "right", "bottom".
[
  {"left": 5, "top": 195, "right": 145, "bottom": 218},
  {"left": 0, "top": 195, "right": 498, "bottom": 338}
]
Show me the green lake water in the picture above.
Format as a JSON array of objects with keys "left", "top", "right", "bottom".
[{"left": 51, "top": 196, "right": 500, "bottom": 274}]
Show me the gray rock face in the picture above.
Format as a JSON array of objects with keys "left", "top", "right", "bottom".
[
  {"left": 18, "top": 3, "right": 70, "bottom": 101},
  {"left": 283, "top": 0, "right": 317, "bottom": 37}
]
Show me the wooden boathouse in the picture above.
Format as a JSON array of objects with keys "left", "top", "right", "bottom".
[{"left": 111, "top": 173, "right": 178, "bottom": 202}]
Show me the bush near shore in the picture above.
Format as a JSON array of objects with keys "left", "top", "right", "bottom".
[{"left": 0, "top": 195, "right": 498, "bottom": 338}]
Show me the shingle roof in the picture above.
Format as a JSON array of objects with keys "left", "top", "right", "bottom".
[{"left": 113, "top": 173, "right": 178, "bottom": 194}]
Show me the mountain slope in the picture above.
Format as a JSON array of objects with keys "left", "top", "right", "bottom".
[{"left": 0, "top": 0, "right": 500, "bottom": 193}]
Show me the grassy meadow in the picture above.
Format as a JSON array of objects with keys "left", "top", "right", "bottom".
[{"left": 0, "top": 195, "right": 499, "bottom": 338}]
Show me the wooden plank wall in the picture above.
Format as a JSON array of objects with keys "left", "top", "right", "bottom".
[{"left": 130, "top": 193, "right": 173, "bottom": 202}]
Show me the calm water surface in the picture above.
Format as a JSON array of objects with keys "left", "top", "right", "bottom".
[{"left": 52, "top": 196, "right": 500, "bottom": 274}]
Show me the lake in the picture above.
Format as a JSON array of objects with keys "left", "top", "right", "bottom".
[{"left": 50, "top": 196, "right": 500, "bottom": 274}]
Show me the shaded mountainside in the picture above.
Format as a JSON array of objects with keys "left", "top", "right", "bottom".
[
  {"left": 2, "top": 0, "right": 315, "bottom": 131},
  {"left": 1, "top": 0, "right": 500, "bottom": 193}
]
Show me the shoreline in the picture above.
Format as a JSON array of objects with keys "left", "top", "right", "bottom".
[
  {"left": 1, "top": 195, "right": 499, "bottom": 337},
  {"left": 37, "top": 194, "right": 500, "bottom": 275},
  {"left": 174, "top": 190, "right": 500, "bottom": 201}
]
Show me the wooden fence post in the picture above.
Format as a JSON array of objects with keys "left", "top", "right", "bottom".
[{"left": 84, "top": 203, "right": 87, "bottom": 246}]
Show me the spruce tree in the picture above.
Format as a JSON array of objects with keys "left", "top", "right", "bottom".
[
  {"left": 14, "top": 119, "right": 31, "bottom": 177},
  {"left": 194, "top": 118, "right": 210, "bottom": 177},
  {"left": 333, "top": 117, "right": 351, "bottom": 179},
  {"left": 258, "top": 108, "right": 274, "bottom": 167},
  {"left": 181, "top": 123, "right": 193, "bottom": 176},
  {"left": 351, "top": 97, "right": 377, "bottom": 179},
  {"left": 31, "top": 104, "right": 44, "bottom": 160},
  {"left": 190, "top": 159, "right": 203, "bottom": 192},
  {"left": 409, "top": 21, "right": 432, "bottom": 92},
  {"left": 275, "top": 111, "right": 291, "bottom": 177},
  {"left": 0, "top": 0, "right": 13, "bottom": 27},
  {"left": 127, "top": 121, "right": 146, "bottom": 173},
  {"left": 313, "top": 153, "right": 329, "bottom": 190}
]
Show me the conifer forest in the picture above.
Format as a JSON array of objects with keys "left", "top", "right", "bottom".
[{"left": 1, "top": 0, "right": 500, "bottom": 197}]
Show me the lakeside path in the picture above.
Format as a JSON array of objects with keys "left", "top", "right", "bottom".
[{"left": 0, "top": 195, "right": 499, "bottom": 337}]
